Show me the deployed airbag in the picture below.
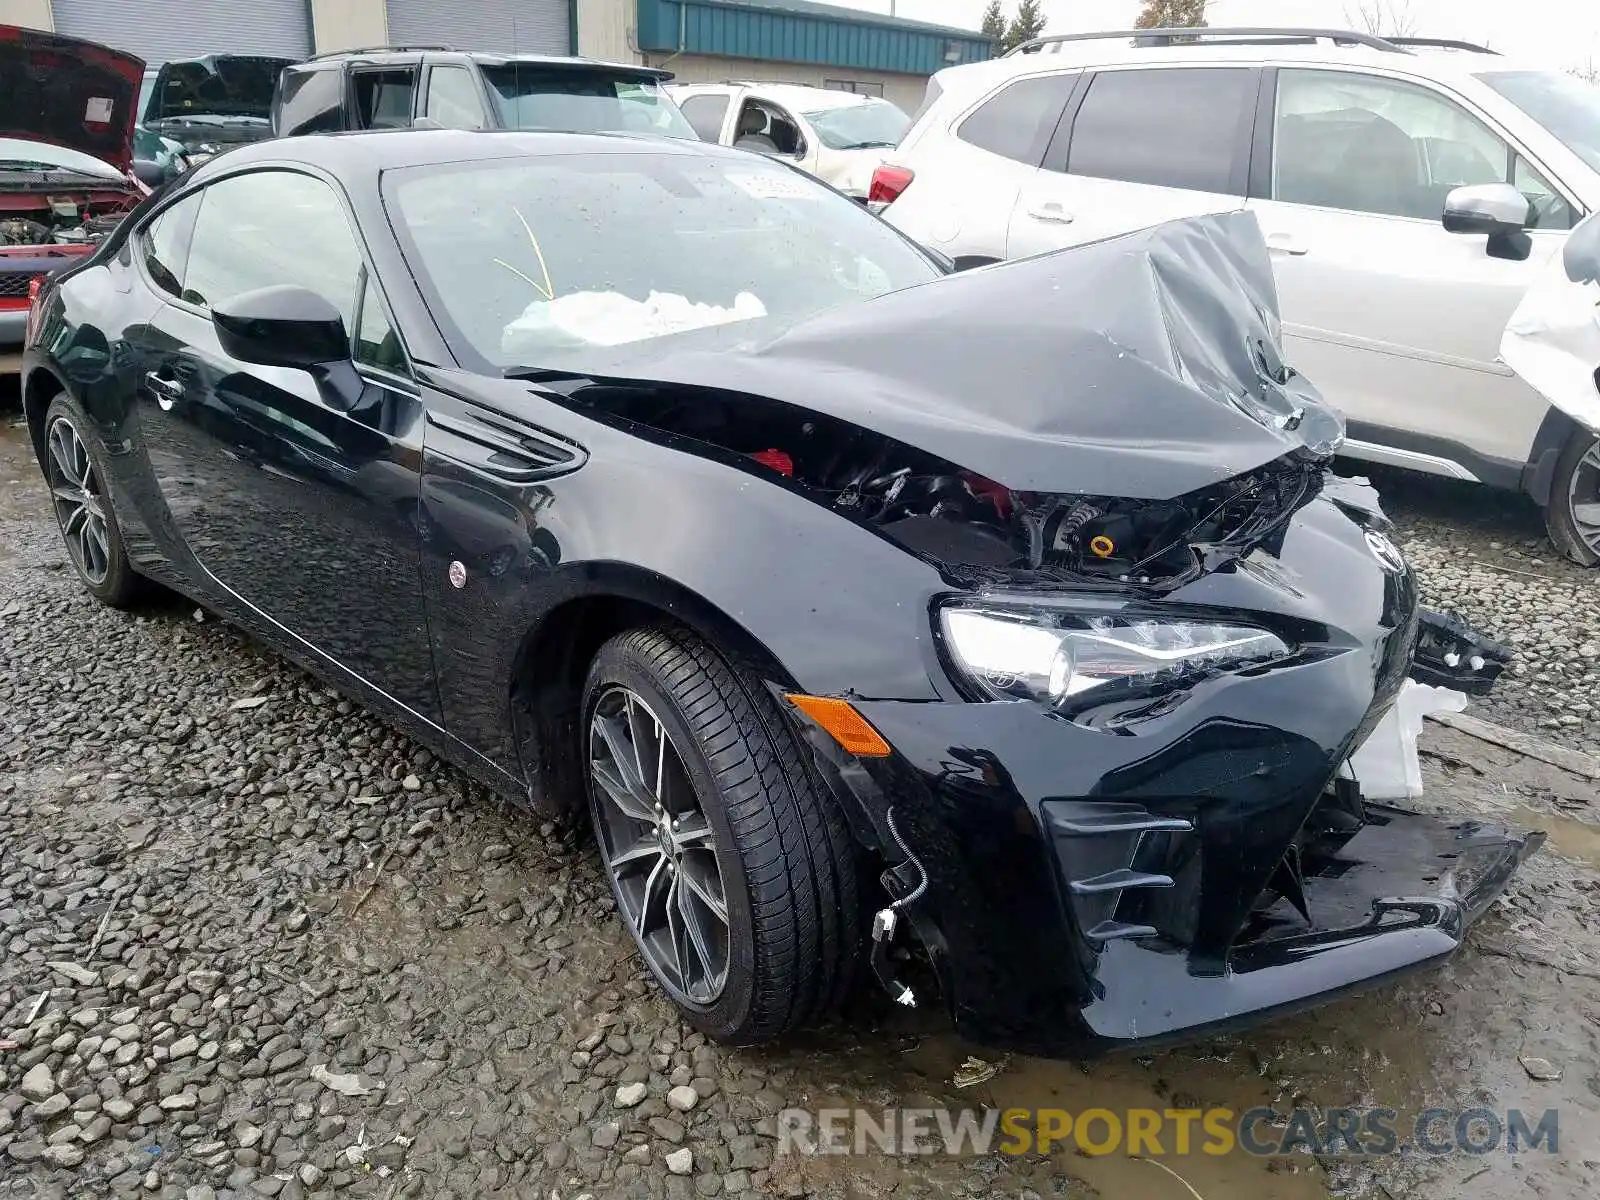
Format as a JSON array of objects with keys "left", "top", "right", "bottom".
[{"left": 1501, "top": 212, "right": 1600, "bottom": 436}]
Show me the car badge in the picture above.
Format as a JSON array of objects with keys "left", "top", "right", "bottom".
[
  {"left": 448, "top": 560, "right": 467, "bottom": 589},
  {"left": 1364, "top": 530, "right": 1405, "bottom": 573}
]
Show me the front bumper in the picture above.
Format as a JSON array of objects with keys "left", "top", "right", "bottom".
[{"left": 791, "top": 481, "right": 1541, "bottom": 1056}]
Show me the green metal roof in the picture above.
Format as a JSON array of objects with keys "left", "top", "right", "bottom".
[{"left": 637, "top": 0, "right": 996, "bottom": 75}]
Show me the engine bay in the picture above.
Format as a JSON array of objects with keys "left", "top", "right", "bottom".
[
  {"left": 0, "top": 195, "right": 133, "bottom": 248},
  {"left": 567, "top": 382, "right": 1320, "bottom": 586}
]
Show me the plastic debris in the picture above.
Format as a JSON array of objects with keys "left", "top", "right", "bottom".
[{"left": 952, "top": 1055, "right": 1007, "bottom": 1089}]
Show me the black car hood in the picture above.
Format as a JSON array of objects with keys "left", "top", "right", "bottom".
[
  {"left": 0, "top": 26, "right": 143, "bottom": 173},
  {"left": 552, "top": 211, "right": 1343, "bottom": 500},
  {"left": 147, "top": 55, "right": 292, "bottom": 127}
]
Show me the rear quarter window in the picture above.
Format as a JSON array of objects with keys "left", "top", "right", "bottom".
[{"left": 955, "top": 73, "right": 1077, "bottom": 166}]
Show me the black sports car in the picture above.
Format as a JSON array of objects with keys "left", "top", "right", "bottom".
[{"left": 19, "top": 129, "right": 1540, "bottom": 1056}]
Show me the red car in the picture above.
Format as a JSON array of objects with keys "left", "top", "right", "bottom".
[{"left": 1, "top": 25, "right": 148, "bottom": 372}]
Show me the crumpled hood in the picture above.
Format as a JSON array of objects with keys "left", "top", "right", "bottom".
[
  {"left": 0, "top": 26, "right": 142, "bottom": 173},
  {"left": 562, "top": 211, "right": 1342, "bottom": 500},
  {"left": 1501, "top": 212, "right": 1600, "bottom": 436}
]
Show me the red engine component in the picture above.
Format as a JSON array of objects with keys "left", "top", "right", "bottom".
[{"left": 751, "top": 448, "right": 794, "bottom": 476}]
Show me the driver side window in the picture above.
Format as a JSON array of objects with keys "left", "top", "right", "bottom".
[
  {"left": 1272, "top": 69, "right": 1576, "bottom": 229},
  {"left": 181, "top": 170, "right": 362, "bottom": 325}
]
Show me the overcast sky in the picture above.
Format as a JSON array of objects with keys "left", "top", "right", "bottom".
[{"left": 837, "top": 0, "right": 1600, "bottom": 71}]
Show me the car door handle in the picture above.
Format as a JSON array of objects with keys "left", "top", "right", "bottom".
[
  {"left": 1026, "top": 201, "right": 1075, "bottom": 224},
  {"left": 143, "top": 370, "right": 184, "bottom": 411},
  {"left": 1265, "top": 233, "right": 1309, "bottom": 256}
]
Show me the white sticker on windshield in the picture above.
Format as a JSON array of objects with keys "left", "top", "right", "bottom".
[
  {"left": 727, "top": 171, "right": 815, "bottom": 201},
  {"left": 85, "top": 97, "right": 114, "bottom": 123}
]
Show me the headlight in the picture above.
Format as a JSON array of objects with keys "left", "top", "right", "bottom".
[{"left": 940, "top": 602, "right": 1290, "bottom": 707}]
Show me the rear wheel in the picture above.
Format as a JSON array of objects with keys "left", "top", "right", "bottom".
[
  {"left": 43, "top": 395, "right": 144, "bottom": 606},
  {"left": 1545, "top": 431, "right": 1600, "bottom": 567},
  {"left": 582, "top": 625, "right": 861, "bottom": 1044}
]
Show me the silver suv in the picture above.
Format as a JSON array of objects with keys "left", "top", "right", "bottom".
[{"left": 877, "top": 27, "right": 1600, "bottom": 564}]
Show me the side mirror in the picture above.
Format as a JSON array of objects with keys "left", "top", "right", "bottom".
[
  {"left": 1443, "top": 182, "right": 1531, "bottom": 236},
  {"left": 212, "top": 285, "right": 363, "bottom": 411}
]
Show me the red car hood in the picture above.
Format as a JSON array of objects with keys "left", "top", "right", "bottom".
[{"left": 0, "top": 26, "right": 143, "bottom": 174}]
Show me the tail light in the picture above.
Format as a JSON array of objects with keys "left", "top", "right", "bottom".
[
  {"left": 24, "top": 274, "right": 45, "bottom": 345},
  {"left": 868, "top": 164, "right": 915, "bottom": 207}
]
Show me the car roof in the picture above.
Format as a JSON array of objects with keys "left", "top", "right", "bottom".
[
  {"left": 938, "top": 31, "right": 1548, "bottom": 95},
  {"left": 295, "top": 48, "right": 668, "bottom": 79},
  {"left": 185, "top": 127, "right": 749, "bottom": 179}
]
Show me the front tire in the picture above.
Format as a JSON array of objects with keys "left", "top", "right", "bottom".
[
  {"left": 582, "top": 625, "right": 860, "bottom": 1044},
  {"left": 1545, "top": 430, "right": 1600, "bottom": 567},
  {"left": 43, "top": 395, "right": 144, "bottom": 606}
]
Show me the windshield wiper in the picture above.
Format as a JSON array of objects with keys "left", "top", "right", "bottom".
[{"left": 835, "top": 140, "right": 898, "bottom": 150}]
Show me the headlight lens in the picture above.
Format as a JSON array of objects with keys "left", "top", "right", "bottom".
[{"left": 940, "top": 603, "right": 1290, "bottom": 707}]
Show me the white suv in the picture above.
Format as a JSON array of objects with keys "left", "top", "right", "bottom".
[
  {"left": 877, "top": 27, "right": 1600, "bottom": 564},
  {"left": 669, "top": 81, "right": 910, "bottom": 199}
]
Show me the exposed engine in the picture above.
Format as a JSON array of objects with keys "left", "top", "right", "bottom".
[
  {"left": 569, "top": 383, "right": 1319, "bottom": 586},
  {"left": 0, "top": 199, "right": 130, "bottom": 247}
]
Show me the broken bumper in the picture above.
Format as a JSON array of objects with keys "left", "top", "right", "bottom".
[
  {"left": 1068, "top": 804, "right": 1543, "bottom": 1048},
  {"left": 797, "top": 485, "right": 1541, "bottom": 1057}
]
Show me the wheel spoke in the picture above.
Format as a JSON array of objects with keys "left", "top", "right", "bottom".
[
  {"left": 672, "top": 812, "right": 715, "bottom": 851},
  {"left": 660, "top": 876, "right": 686, "bottom": 989},
  {"left": 677, "top": 852, "right": 729, "bottom": 926},
  {"left": 623, "top": 694, "right": 659, "bottom": 800},
  {"left": 590, "top": 752, "right": 654, "bottom": 822},
  {"left": 48, "top": 429, "right": 77, "bottom": 486},
  {"left": 607, "top": 835, "right": 662, "bottom": 874},
  {"left": 592, "top": 716, "right": 654, "bottom": 817},
  {"left": 639, "top": 854, "right": 672, "bottom": 936},
  {"left": 674, "top": 877, "right": 714, "bottom": 994},
  {"left": 59, "top": 503, "right": 88, "bottom": 538},
  {"left": 79, "top": 524, "right": 101, "bottom": 577},
  {"left": 1571, "top": 501, "right": 1600, "bottom": 534}
]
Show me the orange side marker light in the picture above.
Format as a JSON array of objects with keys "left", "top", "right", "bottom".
[{"left": 785, "top": 694, "right": 892, "bottom": 758}]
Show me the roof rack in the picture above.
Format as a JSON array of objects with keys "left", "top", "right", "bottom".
[
  {"left": 1007, "top": 26, "right": 1411, "bottom": 57},
  {"left": 1383, "top": 36, "right": 1499, "bottom": 54},
  {"left": 308, "top": 44, "right": 453, "bottom": 61}
]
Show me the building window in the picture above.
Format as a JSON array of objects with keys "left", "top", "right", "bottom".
[{"left": 824, "top": 79, "right": 885, "bottom": 98}]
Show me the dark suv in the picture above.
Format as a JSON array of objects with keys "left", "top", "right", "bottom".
[{"left": 272, "top": 46, "right": 698, "bottom": 140}]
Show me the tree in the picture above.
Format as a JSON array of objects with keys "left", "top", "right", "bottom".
[
  {"left": 1003, "top": 0, "right": 1048, "bottom": 53},
  {"left": 1344, "top": 1, "right": 1419, "bottom": 38},
  {"left": 1136, "top": 0, "right": 1208, "bottom": 29},
  {"left": 980, "top": 0, "right": 1007, "bottom": 43},
  {"left": 1571, "top": 58, "right": 1599, "bottom": 85}
]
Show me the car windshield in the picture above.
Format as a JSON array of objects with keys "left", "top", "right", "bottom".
[
  {"left": 801, "top": 97, "right": 910, "bottom": 150},
  {"left": 385, "top": 151, "right": 940, "bottom": 373},
  {"left": 1478, "top": 70, "right": 1600, "bottom": 173},
  {"left": 0, "top": 137, "right": 123, "bottom": 180},
  {"left": 480, "top": 67, "right": 698, "bottom": 139}
]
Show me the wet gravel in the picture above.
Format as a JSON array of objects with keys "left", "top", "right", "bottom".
[{"left": 2, "top": 401, "right": 1598, "bottom": 1200}]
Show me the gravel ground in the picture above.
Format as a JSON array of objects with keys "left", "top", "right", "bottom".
[
  {"left": 1360, "top": 464, "right": 1600, "bottom": 757},
  {"left": 3, "top": 401, "right": 1599, "bottom": 1200}
]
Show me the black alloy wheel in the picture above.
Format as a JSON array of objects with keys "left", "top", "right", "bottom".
[
  {"left": 582, "top": 625, "right": 862, "bottom": 1044},
  {"left": 43, "top": 395, "right": 143, "bottom": 606}
]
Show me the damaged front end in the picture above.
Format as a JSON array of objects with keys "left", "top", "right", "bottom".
[{"left": 523, "top": 211, "right": 1541, "bottom": 1053}]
